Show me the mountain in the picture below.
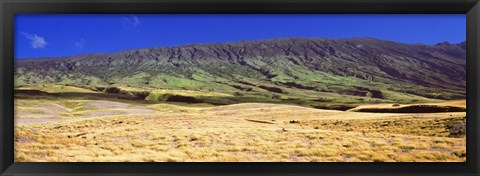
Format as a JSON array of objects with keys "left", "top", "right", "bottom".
[{"left": 14, "top": 38, "right": 466, "bottom": 107}]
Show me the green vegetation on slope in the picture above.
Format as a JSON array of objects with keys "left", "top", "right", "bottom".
[{"left": 14, "top": 38, "right": 466, "bottom": 107}]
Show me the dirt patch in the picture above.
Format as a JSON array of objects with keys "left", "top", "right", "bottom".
[
  {"left": 15, "top": 118, "right": 60, "bottom": 125},
  {"left": 82, "top": 101, "right": 133, "bottom": 110},
  {"left": 36, "top": 102, "right": 71, "bottom": 114},
  {"left": 15, "top": 102, "right": 70, "bottom": 119},
  {"left": 80, "top": 100, "right": 156, "bottom": 117}
]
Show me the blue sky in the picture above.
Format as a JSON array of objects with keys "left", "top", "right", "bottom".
[{"left": 15, "top": 14, "right": 466, "bottom": 59}]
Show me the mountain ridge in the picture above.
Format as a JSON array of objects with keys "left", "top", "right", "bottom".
[
  {"left": 15, "top": 37, "right": 466, "bottom": 106},
  {"left": 15, "top": 37, "right": 466, "bottom": 60}
]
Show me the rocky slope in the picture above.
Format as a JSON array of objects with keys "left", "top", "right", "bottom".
[{"left": 14, "top": 38, "right": 466, "bottom": 101}]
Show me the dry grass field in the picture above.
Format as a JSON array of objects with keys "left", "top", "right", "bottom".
[{"left": 14, "top": 85, "right": 466, "bottom": 162}]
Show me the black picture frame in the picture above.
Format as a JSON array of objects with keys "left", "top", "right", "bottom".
[{"left": 1, "top": 0, "right": 479, "bottom": 175}]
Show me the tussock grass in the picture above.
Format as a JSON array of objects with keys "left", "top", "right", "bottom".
[{"left": 15, "top": 100, "right": 466, "bottom": 162}]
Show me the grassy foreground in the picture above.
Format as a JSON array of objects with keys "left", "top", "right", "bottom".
[{"left": 14, "top": 86, "right": 466, "bottom": 162}]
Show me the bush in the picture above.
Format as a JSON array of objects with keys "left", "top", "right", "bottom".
[{"left": 289, "top": 120, "right": 300, "bottom": 124}]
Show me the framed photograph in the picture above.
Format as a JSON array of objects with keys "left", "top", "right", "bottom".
[{"left": 1, "top": 0, "right": 479, "bottom": 175}]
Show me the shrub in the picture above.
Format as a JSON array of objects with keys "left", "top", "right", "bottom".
[{"left": 289, "top": 120, "right": 300, "bottom": 124}]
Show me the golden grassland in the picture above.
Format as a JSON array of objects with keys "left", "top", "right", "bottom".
[{"left": 13, "top": 86, "right": 467, "bottom": 162}]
